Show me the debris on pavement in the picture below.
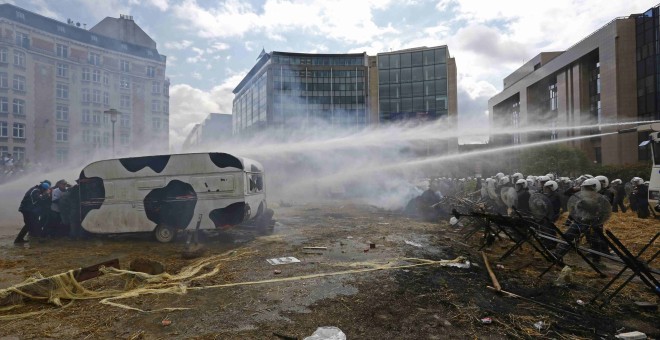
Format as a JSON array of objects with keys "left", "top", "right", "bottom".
[
  {"left": 480, "top": 317, "right": 493, "bottom": 324},
  {"left": 267, "top": 257, "right": 302, "bottom": 265},
  {"left": 533, "top": 321, "right": 546, "bottom": 331},
  {"left": 161, "top": 319, "right": 172, "bottom": 326},
  {"left": 303, "top": 326, "right": 346, "bottom": 340},
  {"left": 274, "top": 270, "right": 282, "bottom": 275},
  {"left": 554, "top": 266, "right": 574, "bottom": 286},
  {"left": 303, "top": 247, "right": 328, "bottom": 250},
  {"left": 615, "top": 331, "right": 648, "bottom": 340},
  {"left": 404, "top": 240, "right": 422, "bottom": 247}
]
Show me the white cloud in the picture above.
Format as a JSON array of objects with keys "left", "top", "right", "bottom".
[
  {"left": 146, "top": 0, "right": 169, "bottom": 11},
  {"left": 168, "top": 73, "right": 246, "bottom": 149},
  {"left": 28, "top": 0, "right": 60, "bottom": 18},
  {"left": 172, "top": 0, "right": 398, "bottom": 44},
  {"left": 164, "top": 40, "right": 193, "bottom": 50}
]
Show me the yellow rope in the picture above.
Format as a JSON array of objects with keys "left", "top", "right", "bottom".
[{"left": 0, "top": 250, "right": 468, "bottom": 317}]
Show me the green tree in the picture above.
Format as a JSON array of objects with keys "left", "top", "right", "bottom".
[{"left": 519, "top": 144, "right": 591, "bottom": 177}]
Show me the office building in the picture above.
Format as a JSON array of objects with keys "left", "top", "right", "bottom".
[
  {"left": 0, "top": 4, "right": 168, "bottom": 165},
  {"left": 232, "top": 50, "right": 368, "bottom": 137},
  {"left": 488, "top": 6, "right": 660, "bottom": 165},
  {"left": 182, "top": 113, "right": 232, "bottom": 150}
]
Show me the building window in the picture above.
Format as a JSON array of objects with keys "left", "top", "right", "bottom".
[
  {"left": 103, "top": 114, "right": 110, "bottom": 127},
  {"left": 0, "top": 121, "right": 7, "bottom": 137},
  {"left": 0, "top": 146, "right": 7, "bottom": 157},
  {"left": 89, "top": 53, "right": 101, "bottom": 66},
  {"left": 120, "top": 133, "right": 129, "bottom": 145},
  {"left": 152, "top": 81, "right": 160, "bottom": 94},
  {"left": 82, "top": 109, "right": 91, "bottom": 123},
  {"left": 92, "top": 69, "right": 101, "bottom": 82},
  {"left": 13, "top": 50, "right": 24, "bottom": 67},
  {"left": 56, "top": 44, "right": 68, "bottom": 58},
  {"left": 92, "top": 111, "right": 101, "bottom": 124},
  {"left": 16, "top": 11, "right": 25, "bottom": 20},
  {"left": 92, "top": 89, "right": 101, "bottom": 103},
  {"left": 82, "top": 88, "right": 90, "bottom": 102},
  {"left": 146, "top": 66, "right": 155, "bottom": 78},
  {"left": 103, "top": 72, "right": 109, "bottom": 85},
  {"left": 0, "top": 48, "right": 7, "bottom": 63},
  {"left": 12, "top": 99, "right": 24, "bottom": 115},
  {"left": 151, "top": 99, "right": 160, "bottom": 112},
  {"left": 91, "top": 35, "right": 98, "bottom": 43},
  {"left": 163, "top": 101, "right": 169, "bottom": 115},
  {"left": 57, "top": 26, "right": 66, "bottom": 33},
  {"left": 56, "top": 105, "right": 69, "bottom": 121},
  {"left": 15, "top": 32, "right": 29, "bottom": 48},
  {"left": 56, "top": 84, "right": 69, "bottom": 99},
  {"left": 82, "top": 130, "right": 90, "bottom": 142},
  {"left": 120, "top": 76, "right": 130, "bottom": 89},
  {"left": 120, "top": 43, "right": 128, "bottom": 51},
  {"left": 56, "top": 127, "right": 68, "bottom": 141},
  {"left": 12, "top": 75, "right": 25, "bottom": 91},
  {"left": 56, "top": 149, "right": 68, "bottom": 163},
  {"left": 549, "top": 83, "right": 558, "bottom": 111},
  {"left": 152, "top": 117, "right": 161, "bottom": 130},
  {"left": 120, "top": 114, "right": 130, "bottom": 128},
  {"left": 92, "top": 130, "right": 101, "bottom": 148},
  {"left": 82, "top": 68, "right": 91, "bottom": 81},
  {"left": 120, "top": 60, "right": 130, "bottom": 72},
  {"left": 103, "top": 91, "right": 109, "bottom": 105},
  {"left": 13, "top": 147, "right": 24, "bottom": 160},
  {"left": 103, "top": 131, "right": 110, "bottom": 146},
  {"left": 57, "top": 63, "right": 68, "bottom": 78},
  {"left": 146, "top": 50, "right": 153, "bottom": 57},
  {"left": 0, "top": 73, "right": 7, "bottom": 88},
  {"left": 0, "top": 97, "right": 8, "bottom": 112},
  {"left": 120, "top": 94, "right": 130, "bottom": 108},
  {"left": 12, "top": 123, "right": 25, "bottom": 138}
]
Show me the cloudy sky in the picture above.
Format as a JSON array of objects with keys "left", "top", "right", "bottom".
[{"left": 12, "top": 0, "right": 658, "bottom": 148}]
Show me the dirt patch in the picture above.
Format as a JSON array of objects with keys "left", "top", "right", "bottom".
[{"left": 0, "top": 202, "right": 657, "bottom": 339}]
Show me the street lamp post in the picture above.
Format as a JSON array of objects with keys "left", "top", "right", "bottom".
[{"left": 104, "top": 109, "right": 119, "bottom": 157}]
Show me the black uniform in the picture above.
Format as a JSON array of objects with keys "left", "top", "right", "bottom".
[
  {"left": 633, "top": 184, "right": 650, "bottom": 218},
  {"left": 515, "top": 189, "right": 531, "bottom": 214},
  {"left": 612, "top": 184, "right": 627, "bottom": 213}
]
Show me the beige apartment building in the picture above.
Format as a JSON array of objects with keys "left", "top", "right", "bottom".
[
  {"left": 0, "top": 4, "right": 169, "bottom": 165},
  {"left": 488, "top": 10, "right": 656, "bottom": 166}
]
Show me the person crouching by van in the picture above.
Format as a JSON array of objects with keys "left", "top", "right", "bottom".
[
  {"left": 15, "top": 181, "right": 51, "bottom": 243},
  {"left": 59, "top": 181, "right": 83, "bottom": 240},
  {"left": 48, "top": 180, "right": 71, "bottom": 237}
]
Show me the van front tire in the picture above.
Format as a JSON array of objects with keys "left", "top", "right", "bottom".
[{"left": 154, "top": 224, "right": 175, "bottom": 243}]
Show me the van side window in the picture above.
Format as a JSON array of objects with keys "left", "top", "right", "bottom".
[{"left": 248, "top": 174, "right": 263, "bottom": 193}]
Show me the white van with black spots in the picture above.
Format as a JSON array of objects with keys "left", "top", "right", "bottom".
[{"left": 76, "top": 152, "right": 272, "bottom": 242}]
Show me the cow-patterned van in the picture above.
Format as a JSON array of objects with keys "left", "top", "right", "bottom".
[{"left": 77, "top": 152, "right": 271, "bottom": 242}]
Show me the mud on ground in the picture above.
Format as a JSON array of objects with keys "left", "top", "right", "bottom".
[{"left": 0, "top": 202, "right": 658, "bottom": 339}]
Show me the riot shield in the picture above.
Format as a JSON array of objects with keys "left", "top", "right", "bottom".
[
  {"left": 529, "top": 193, "right": 553, "bottom": 221},
  {"left": 567, "top": 191, "right": 612, "bottom": 225},
  {"left": 500, "top": 187, "right": 517, "bottom": 209}
]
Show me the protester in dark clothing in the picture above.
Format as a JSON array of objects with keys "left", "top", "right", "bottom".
[
  {"left": 15, "top": 182, "right": 51, "bottom": 243},
  {"left": 611, "top": 179, "right": 627, "bottom": 213},
  {"left": 59, "top": 183, "right": 83, "bottom": 239}
]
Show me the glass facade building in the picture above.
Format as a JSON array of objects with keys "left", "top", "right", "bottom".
[
  {"left": 377, "top": 46, "right": 449, "bottom": 122},
  {"left": 233, "top": 52, "right": 368, "bottom": 136}
]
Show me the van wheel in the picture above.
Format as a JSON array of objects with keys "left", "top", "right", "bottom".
[{"left": 154, "top": 224, "right": 175, "bottom": 243}]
